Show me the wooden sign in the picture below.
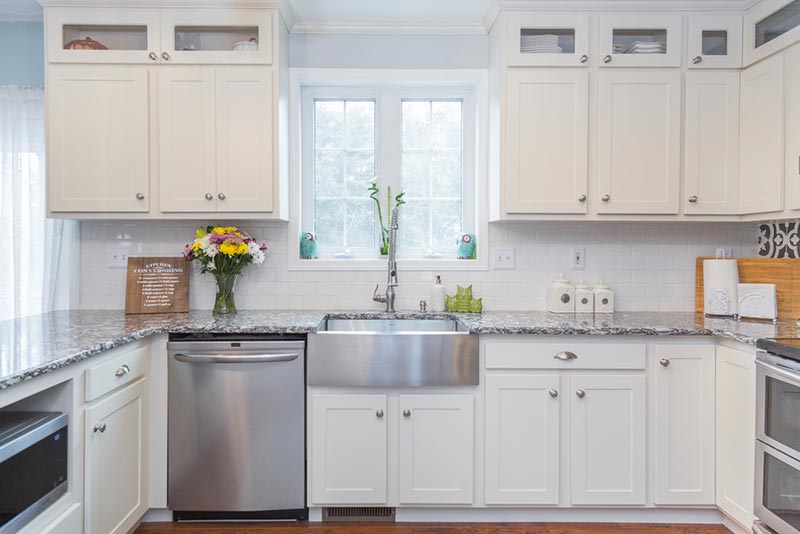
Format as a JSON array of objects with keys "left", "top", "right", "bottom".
[{"left": 125, "top": 257, "right": 190, "bottom": 314}]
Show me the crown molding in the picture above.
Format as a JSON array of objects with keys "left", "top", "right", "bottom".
[
  {"left": 37, "top": 0, "right": 283, "bottom": 8},
  {"left": 289, "top": 22, "right": 488, "bottom": 35}
]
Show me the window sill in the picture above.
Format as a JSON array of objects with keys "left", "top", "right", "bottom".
[{"left": 287, "top": 256, "right": 489, "bottom": 272}]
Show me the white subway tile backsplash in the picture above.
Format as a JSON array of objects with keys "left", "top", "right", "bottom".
[{"left": 79, "top": 220, "right": 757, "bottom": 312}]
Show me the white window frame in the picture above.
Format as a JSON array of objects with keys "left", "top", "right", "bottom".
[{"left": 288, "top": 68, "right": 489, "bottom": 272}]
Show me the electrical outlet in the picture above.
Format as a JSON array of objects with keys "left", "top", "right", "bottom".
[
  {"left": 107, "top": 247, "right": 131, "bottom": 269},
  {"left": 492, "top": 248, "right": 515, "bottom": 270},
  {"left": 571, "top": 247, "right": 586, "bottom": 270}
]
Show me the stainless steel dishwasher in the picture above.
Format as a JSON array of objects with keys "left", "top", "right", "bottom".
[{"left": 167, "top": 335, "right": 306, "bottom": 521}]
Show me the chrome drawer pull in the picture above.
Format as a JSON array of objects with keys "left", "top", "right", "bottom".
[
  {"left": 549, "top": 389, "right": 559, "bottom": 398},
  {"left": 376, "top": 409, "right": 384, "bottom": 418},
  {"left": 659, "top": 358, "right": 670, "bottom": 367},
  {"left": 403, "top": 409, "right": 411, "bottom": 418},
  {"left": 115, "top": 364, "right": 131, "bottom": 377},
  {"left": 93, "top": 423, "right": 107, "bottom": 433},
  {"left": 576, "top": 389, "right": 586, "bottom": 399},
  {"left": 554, "top": 351, "right": 578, "bottom": 361}
]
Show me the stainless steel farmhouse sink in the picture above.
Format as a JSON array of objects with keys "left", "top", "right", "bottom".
[{"left": 307, "top": 316, "right": 479, "bottom": 387}]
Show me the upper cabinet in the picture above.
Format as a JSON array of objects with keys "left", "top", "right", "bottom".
[
  {"left": 787, "top": 43, "right": 800, "bottom": 210},
  {"left": 744, "top": 0, "right": 800, "bottom": 66},
  {"left": 598, "top": 15, "right": 682, "bottom": 67},
  {"left": 506, "top": 14, "right": 590, "bottom": 67},
  {"left": 687, "top": 16, "right": 743, "bottom": 69}
]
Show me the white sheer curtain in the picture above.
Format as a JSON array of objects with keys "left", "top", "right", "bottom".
[{"left": 0, "top": 86, "right": 78, "bottom": 320}]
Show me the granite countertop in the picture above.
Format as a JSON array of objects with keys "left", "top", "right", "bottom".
[{"left": 1, "top": 309, "right": 797, "bottom": 390}]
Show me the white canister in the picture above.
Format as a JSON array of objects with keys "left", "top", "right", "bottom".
[
  {"left": 547, "top": 274, "right": 575, "bottom": 313},
  {"left": 703, "top": 254, "right": 739, "bottom": 317},
  {"left": 593, "top": 281, "right": 614, "bottom": 313},
  {"left": 575, "top": 280, "right": 594, "bottom": 313},
  {"left": 430, "top": 275, "right": 446, "bottom": 312}
]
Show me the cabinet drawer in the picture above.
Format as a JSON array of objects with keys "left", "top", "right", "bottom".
[
  {"left": 485, "top": 342, "right": 646, "bottom": 370},
  {"left": 85, "top": 343, "right": 147, "bottom": 402}
]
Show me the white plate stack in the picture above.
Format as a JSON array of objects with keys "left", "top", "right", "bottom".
[
  {"left": 622, "top": 40, "right": 666, "bottom": 54},
  {"left": 521, "top": 34, "right": 563, "bottom": 54}
]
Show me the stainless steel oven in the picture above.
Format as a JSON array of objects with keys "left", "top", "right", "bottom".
[
  {"left": 0, "top": 412, "right": 68, "bottom": 534},
  {"left": 755, "top": 342, "right": 800, "bottom": 534}
]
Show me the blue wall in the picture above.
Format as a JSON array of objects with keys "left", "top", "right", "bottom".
[{"left": 0, "top": 22, "right": 45, "bottom": 86}]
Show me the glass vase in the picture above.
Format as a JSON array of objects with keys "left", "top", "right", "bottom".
[{"left": 213, "top": 272, "right": 238, "bottom": 315}]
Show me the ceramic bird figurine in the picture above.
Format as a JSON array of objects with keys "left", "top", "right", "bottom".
[
  {"left": 457, "top": 233, "right": 476, "bottom": 259},
  {"left": 300, "top": 232, "right": 318, "bottom": 259}
]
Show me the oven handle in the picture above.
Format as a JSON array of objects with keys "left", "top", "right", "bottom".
[
  {"left": 757, "top": 357, "right": 800, "bottom": 386},
  {"left": 172, "top": 353, "right": 300, "bottom": 364}
]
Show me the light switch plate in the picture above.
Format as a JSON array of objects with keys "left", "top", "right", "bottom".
[
  {"left": 571, "top": 247, "right": 586, "bottom": 270},
  {"left": 107, "top": 246, "right": 131, "bottom": 269},
  {"left": 491, "top": 248, "right": 515, "bottom": 270}
]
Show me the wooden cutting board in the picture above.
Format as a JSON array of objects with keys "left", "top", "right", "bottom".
[{"left": 695, "top": 257, "right": 800, "bottom": 317}]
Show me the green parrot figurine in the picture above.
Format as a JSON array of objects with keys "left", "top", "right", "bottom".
[{"left": 300, "top": 232, "right": 318, "bottom": 259}]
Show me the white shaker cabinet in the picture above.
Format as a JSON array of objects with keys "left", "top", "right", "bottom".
[
  {"left": 596, "top": 70, "right": 681, "bottom": 214},
  {"left": 310, "top": 394, "right": 388, "bottom": 505},
  {"left": 684, "top": 71, "right": 740, "bottom": 215},
  {"left": 739, "top": 54, "right": 785, "bottom": 214},
  {"left": 47, "top": 66, "right": 150, "bottom": 212},
  {"left": 570, "top": 374, "right": 646, "bottom": 505},
  {"left": 653, "top": 345, "right": 716, "bottom": 505},
  {"left": 84, "top": 379, "right": 148, "bottom": 534},
  {"left": 503, "top": 69, "right": 589, "bottom": 214},
  {"left": 484, "top": 374, "right": 560, "bottom": 505},
  {"left": 715, "top": 345, "right": 757, "bottom": 530},
  {"left": 787, "top": 43, "right": 800, "bottom": 210},
  {"left": 398, "top": 394, "right": 474, "bottom": 505}
]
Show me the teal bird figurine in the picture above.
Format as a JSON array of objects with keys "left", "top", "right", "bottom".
[
  {"left": 300, "top": 232, "right": 318, "bottom": 259},
  {"left": 457, "top": 233, "right": 476, "bottom": 259}
]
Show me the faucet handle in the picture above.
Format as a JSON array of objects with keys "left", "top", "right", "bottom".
[{"left": 373, "top": 284, "right": 386, "bottom": 303}]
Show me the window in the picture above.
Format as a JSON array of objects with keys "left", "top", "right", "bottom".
[{"left": 301, "top": 85, "right": 476, "bottom": 260}]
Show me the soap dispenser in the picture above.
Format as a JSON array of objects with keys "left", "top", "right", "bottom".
[
  {"left": 593, "top": 281, "right": 614, "bottom": 313},
  {"left": 574, "top": 280, "right": 594, "bottom": 313},
  {"left": 547, "top": 274, "right": 575, "bottom": 313},
  {"left": 430, "top": 275, "right": 446, "bottom": 312}
]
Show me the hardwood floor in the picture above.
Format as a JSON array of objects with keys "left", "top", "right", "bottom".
[{"left": 135, "top": 522, "right": 732, "bottom": 534}]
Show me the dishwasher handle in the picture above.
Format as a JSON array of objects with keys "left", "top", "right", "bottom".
[{"left": 172, "top": 352, "right": 300, "bottom": 364}]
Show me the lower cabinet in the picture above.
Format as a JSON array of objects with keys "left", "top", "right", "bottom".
[
  {"left": 484, "top": 374, "right": 560, "bottom": 505},
  {"left": 84, "top": 379, "right": 148, "bottom": 534},
  {"left": 716, "top": 345, "right": 757, "bottom": 528},
  {"left": 570, "top": 374, "right": 646, "bottom": 505}
]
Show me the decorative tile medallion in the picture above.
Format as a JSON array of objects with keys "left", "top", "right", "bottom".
[{"left": 758, "top": 222, "right": 800, "bottom": 258}]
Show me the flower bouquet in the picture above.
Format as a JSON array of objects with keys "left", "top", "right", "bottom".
[{"left": 183, "top": 225, "right": 267, "bottom": 314}]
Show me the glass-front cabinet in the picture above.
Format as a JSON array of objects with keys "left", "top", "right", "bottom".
[
  {"left": 598, "top": 15, "right": 682, "bottom": 67},
  {"left": 745, "top": 0, "right": 800, "bottom": 65},
  {"left": 506, "top": 14, "right": 590, "bottom": 67},
  {"left": 687, "top": 17, "right": 743, "bottom": 68}
]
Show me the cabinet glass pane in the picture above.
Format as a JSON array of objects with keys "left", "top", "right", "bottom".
[
  {"left": 756, "top": 0, "right": 800, "bottom": 48},
  {"left": 612, "top": 29, "right": 667, "bottom": 54},
  {"left": 520, "top": 28, "right": 575, "bottom": 54},
  {"left": 702, "top": 30, "right": 728, "bottom": 55},
  {"left": 63, "top": 25, "right": 147, "bottom": 51},
  {"left": 174, "top": 26, "right": 259, "bottom": 52}
]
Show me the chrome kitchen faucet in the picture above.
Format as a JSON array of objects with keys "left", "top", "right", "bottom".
[{"left": 373, "top": 207, "right": 399, "bottom": 313}]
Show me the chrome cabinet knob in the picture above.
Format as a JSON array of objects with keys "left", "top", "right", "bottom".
[
  {"left": 93, "top": 423, "right": 107, "bottom": 433},
  {"left": 554, "top": 351, "right": 578, "bottom": 361},
  {"left": 549, "top": 389, "right": 559, "bottom": 398},
  {"left": 403, "top": 409, "right": 411, "bottom": 418},
  {"left": 659, "top": 358, "right": 670, "bottom": 367},
  {"left": 161, "top": 52, "right": 171, "bottom": 61},
  {"left": 578, "top": 194, "right": 587, "bottom": 202},
  {"left": 376, "top": 409, "right": 384, "bottom": 418},
  {"left": 218, "top": 193, "right": 226, "bottom": 200},
  {"left": 692, "top": 56, "right": 703, "bottom": 64},
  {"left": 148, "top": 52, "right": 158, "bottom": 61},
  {"left": 205, "top": 193, "right": 214, "bottom": 201},
  {"left": 603, "top": 55, "right": 612, "bottom": 63},
  {"left": 580, "top": 54, "right": 589, "bottom": 63},
  {"left": 576, "top": 389, "right": 586, "bottom": 399},
  {"left": 688, "top": 195, "right": 698, "bottom": 203},
  {"left": 136, "top": 192, "right": 145, "bottom": 200},
  {"left": 115, "top": 364, "right": 130, "bottom": 377},
  {"left": 602, "top": 194, "right": 610, "bottom": 202}
]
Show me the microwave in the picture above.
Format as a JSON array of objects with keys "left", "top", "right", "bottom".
[{"left": 0, "top": 412, "right": 68, "bottom": 534}]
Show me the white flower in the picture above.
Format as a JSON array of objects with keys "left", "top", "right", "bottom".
[
  {"left": 200, "top": 235, "right": 211, "bottom": 249},
  {"left": 206, "top": 244, "right": 218, "bottom": 258},
  {"left": 253, "top": 250, "right": 266, "bottom": 265}
]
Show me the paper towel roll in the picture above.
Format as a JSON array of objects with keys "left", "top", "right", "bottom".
[{"left": 703, "top": 259, "right": 739, "bottom": 316}]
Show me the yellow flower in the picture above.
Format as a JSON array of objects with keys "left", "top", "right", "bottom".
[
  {"left": 219, "top": 243, "right": 238, "bottom": 257},
  {"left": 212, "top": 227, "right": 225, "bottom": 235},
  {"left": 237, "top": 243, "right": 249, "bottom": 254},
  {"left": 224, "top": 226, "right": 238, "bottom": 234},
  {"left": 195, "top": 227, "right": 207, "bottom": 239},
  {"left": 191, "top": 241, "right": 203, "bottom": 251}
]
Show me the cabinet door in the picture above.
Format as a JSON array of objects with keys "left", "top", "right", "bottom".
[
  {"left": 506, "top": 14, "right": 590, "bottom": 67},
  {"left": 158, "top": 68, "right": 217, "bottom": 212},
  {"left": 310, "top": 394, "right": 387, "bottom": 504},
  {"left": 485, "top": 374, "right": 560, "bottom": 505},
  {"left": 570, "top": 374, "right": 646, "bottom": 505},
  {"left": 653, "top": 345, "right": 716, "bottom": 505},
  {"left": 215, "top": 68, "right": 274, "bottom": 213},
  {"left": 504, "top": 69, "right": 588, "bottom": 214},
  {"left": 85, "top": 379, "right": 147, "bottom": 534},
  {"left": 597, "top": 70, "right": 681, "bottom": 214},
  {"left": 687, "top": 17, "right": 743, "bottom": 69},
  {"left": 716, "top": 346, "right": 757, "bottom": 529},
  {"left": 744, "top": 0, "right": 800, "bottom": 66},
  {"left": 685, "top": 71, "right": 740, "bottom": 215},
  {"left": 398, "top": 394, "right": 474, "bottom": 504},
  {"left": 740, "top": 54, "right": 785, "bottom": 214},
  {"left": 787, "top": 44, "right": 800, "bottom": 210},
  {"left": 47, "top": 66, "right": 150, "bottom": 212},
  {"left": 598, "top": 15, "right": 682, "bottom": 67}
]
